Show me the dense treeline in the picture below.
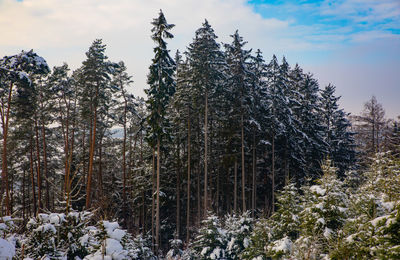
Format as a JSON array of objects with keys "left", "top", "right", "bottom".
[{"left": 0, "top": 10, "right": 399, "bottom": 256}]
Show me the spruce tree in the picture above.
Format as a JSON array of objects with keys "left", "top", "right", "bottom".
[
  {"left": 186, "top": 20, "right": 225, "bottom": 215},
  {"left": 145, "top": 10, "right": 176, "bottom": 251},
  {"left": 224, "top": 30, "right": 253, "bottom": 212}
]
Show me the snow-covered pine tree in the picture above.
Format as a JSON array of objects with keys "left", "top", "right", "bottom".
[
  {"left": 0, "top": 50, "right": 49, "bottom": 215},
  {"left": 145, "top": 9, "right": 176, "bottom": 252},
  {"left": 320, "top": 84, "right": 356, "bottom": 176},
  {"left": 294, "top": 73, "right": 327, "bottom": 181},
  {"left": 186, "top": 20, "right": 226, "bottom": 216},
  {"left": 224, "top": 30, "right": 253, "bottom": 213},
  {"left": 293, "top": 159, "right": 348, "bottom": 259},
  {"left": 78, "top": 39, "right": 118, "bottom": 209}
]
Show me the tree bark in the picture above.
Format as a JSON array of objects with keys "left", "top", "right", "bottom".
[
  {"left": 122, "top": 95, "right": 127, "bottom": 201},
  {"left": 186, "top": 111, "right": 191, "bottom": 242},
  {"left": 151, "top": 148, "right": 156, "bottom": 250},
  {"left": 204, "top": 92, "right": 208, "bottom": 216},
  {"left": 234, "top": 159, "right": 237, "bottom": 213},
  {"left": 34, "top": 116, "right": 42, "bottom": 214},
  {"left": 241, "top": 112, "right": 246, "bottom": 212},
  {"left": 0, "top": 83, "right": 13, "bottom": 215},
  {"left": 41, "top": 122, "right": 50, "bottom": 210},
  {"left": 156, "top": 137, "right": 161, "bottom": 252},
  {"left": 271, "top": 133, "right": 275, "bottom": 214},
  {"left": 29, "top": 135, "right": 37, "bottom": 216},
  {"left": 252, "top": 131, "right": 256, "bottom": 218},
  {"left": 85, "top": 87, "right": 98, "bottom": 209}
]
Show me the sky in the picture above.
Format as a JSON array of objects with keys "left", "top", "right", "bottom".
[{"left": 0, "top": 0, "right": 399, "bottom": 118}]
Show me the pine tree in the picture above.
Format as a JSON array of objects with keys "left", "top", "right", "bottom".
[
  {"left": 145, "top": 10, "right": 176, "bottom": 252},
  {"left": 0, "top": 50, "right": 49, "bottom": 215},
  {"left": 186, "top": 20, "right": 226, "bottom": 215},
  {"left": 225, "top": 30, "right": 253, "bottom": 213},
  {"left": 79, "top": 39, "right": 117, "bottom": 209},
  {"left": 320, "top": 84, "right": 355, "bottom": 176}
]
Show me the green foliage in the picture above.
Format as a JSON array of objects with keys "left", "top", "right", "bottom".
[
  {"left": 23, "top": 212, "right": 91, "bottom": 259},
  {"left": 191, "top": 214, "right": 226, "bottom": 259},
  {"left": 225, "top": 212, "right": 253, "bottom": 259}
]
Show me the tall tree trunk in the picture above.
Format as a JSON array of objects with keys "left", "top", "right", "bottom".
[
  {"left": 156, "top": 137, "right": 161, "bottom": 252},
  {"left": 252, "top": 130, "right": 256, "bottom": 218},
  {"left": 241, "top": 112, "right": 246, "bottom": 212},
  {"left": 0, "top": 83, "right": 13, "bottom": 215},
  {"left": 122, "top": 97, "right": 127, "bottom": 201},
  {"left": 204, "top": 92, "right": 208, "bottom": 215},
  {"left": 34, "top": 117, "right": 42, "bottom": 214},
  {"left": 41, "top": 122, "right": 50, "bottom": 210},
  {"left": 271, "top": 133, "right": 275, "bottom": 214},
  {"left": 86, "top": 95, "right": 97, "bottom": 209},
  {"left": 29, "top": 135, "right": 37, "bottom": 216},
  {"left": 186, "top": 112, "right": 191, "bottom": 242},
  {"left": 97, "top": 137, "right": 104, "bottom": 200},
  {"left": 284, "top": 138, "right": 289, "bottom": 186},
  {"left": 176, "top": 143, "right": 181, "bottom": 238},
  {"left": 22, "top": 170, "right": 26, "bottom": 220},
  {"left": 234, "top": 159, "right": 237, "bottom": 213},
  {"left": 151, "top": 148, "right": 156, "bottom": 250}
]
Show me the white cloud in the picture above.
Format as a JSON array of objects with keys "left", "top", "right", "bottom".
[
  {"left": 0, "top": 0, "right": 296, "bottom": 97},
  {"left": 0, "top": 0, "right": 399, "bottom": 117}
]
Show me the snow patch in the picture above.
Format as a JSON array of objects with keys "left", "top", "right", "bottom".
[
  {"left": 271, "top": 236, "right": 292, "bottom": 253},
  {"left": 0, "top": 238, "right": 15, "bottom": 259},
  {"left": 310, "top": 185, "right": 326, "bottom": 195}
]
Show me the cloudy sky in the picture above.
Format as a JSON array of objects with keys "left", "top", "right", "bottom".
[{"left": 1, "top": 0, "right": 399, "bottom": 118}]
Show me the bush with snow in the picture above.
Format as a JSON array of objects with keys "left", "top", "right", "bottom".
[
  {"left": 84, "top": 220, "right": 156, "bottom": 260},
  {"left": 292, "top": 160, "right": 348, "bottom": 259},
  {"left": 224, "top": 212, "right": 253, "bottom": 259},
  {"left": 191, "top": 214, "right": 227, "bottom": 259},
  {"left": 189, "top": 212, "right": 253, "bottom": 260},
  {"left": 166, "top": 238, "right": 184, "bottom": 259},
  {"left": 23, "top": 211, "right": 92, "bottom": 259}
]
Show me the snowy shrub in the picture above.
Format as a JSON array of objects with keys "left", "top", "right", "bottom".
[
  {"left": 240, "top": 219, "right": 270, "bottom": 260},
  {"left": 23, "top": 211, "right": 92, "bottom": 259},
  {"left": 127, "top": 234, "right": 156, "bottom": 260},
  {"left": 225, "top": 211, "right": 253, "bottom": 259},
  {"left": 166, "top": 238, "right": 183, "bottom": 259},
  {"left": 84, "top": 220, "right": 156, "bottom": 260},
  {"left": 190, "top": 212, "right": 254, "bottom": 259},
  {"left": 191, "top": 214, "right": 227, "bottom": 259},
  {"left": 330, "top": 153, "right": 400, "bottom": 259},
  {"left": 292, "top": 160, "right": 348, "bottom": 259},
  {"left": 268, "top": 182, "right": 301, "bottom": 241},
  {"left": 242, "top": 182, "right": 300, "bottom": 259}
]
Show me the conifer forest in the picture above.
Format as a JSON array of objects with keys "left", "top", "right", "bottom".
[{"left": 1, "top": 10, "right": 400, "bottom": 260}]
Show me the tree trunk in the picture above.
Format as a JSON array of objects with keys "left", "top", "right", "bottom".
[
  {"left": 151, "top": 148, "right": 156, "bottom": 250},
  {"left": 241, "top": 112, "right": 246, "bottom": 212},
  {"left": 97, "top": 137, "right": 104, "bottom": 200},
  {"left": 0, "top": 83, "right": 13, "bottom": 215},
  {"left": 41, "top": 122, "right": 50, "bottom": 210},
  {"left": 252, "top": 130, "right": 256, "bottom": 218},
  {"left": 29, "top": 135, "right": 37, "bottom": 216},
  {"left": 234, "top": 159, "right": 237, "bottom": 213},
  {"left": 176, "top": 132, "right": 181, "bottom": 238},
  {"left": 34, "top": 117, "right": 42, "bottom": 214},
  {"left": 271, "top": 133, "right": 275, "bottom": 214},
  {"left": 204, "top": 92, "right": 208, "bottom": 215},
  {"left": 156, "top": 137, "right": 161, "bottom": 252},
  {"left": 186, "top": 112, "right": 191, "bottom": 242},
  {"left": 123, "top": 96, "right": 127, "bottom": 201},
  {"left": 86, "top": 94, "right": 97, "bottom": 209}
]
